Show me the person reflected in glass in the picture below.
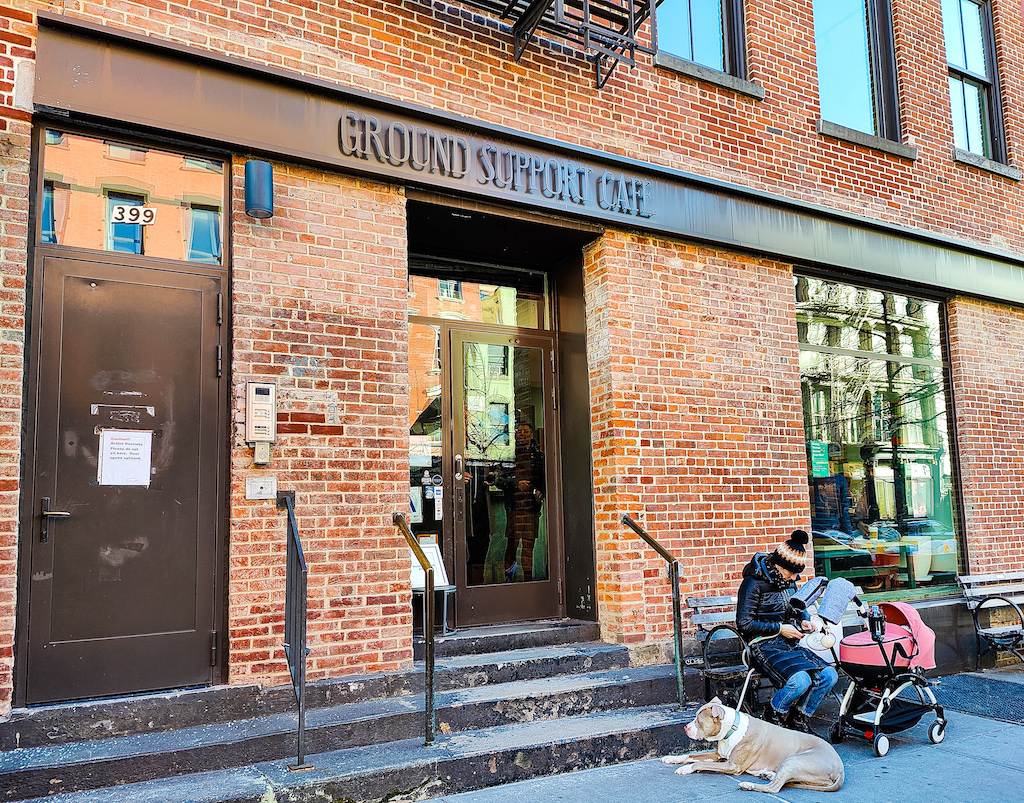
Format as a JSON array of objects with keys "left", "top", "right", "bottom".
[{"left": 486, "top": 421, "right": 545, "bottom": 582}]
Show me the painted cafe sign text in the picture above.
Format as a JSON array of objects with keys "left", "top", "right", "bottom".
[{"left": 339, "top": 110, "right": 654, "bottom": 220}]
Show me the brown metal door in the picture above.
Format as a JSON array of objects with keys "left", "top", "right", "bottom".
[
  {"left": 450, "top": 328, "right": 563, "bottom": 625},
  {"left": 24, "top": 255, "right": 224, "bottom": 704}
]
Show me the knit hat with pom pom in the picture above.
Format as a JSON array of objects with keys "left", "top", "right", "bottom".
[{"left": 770, "top": 529, "right": 809, "bottom": 574}]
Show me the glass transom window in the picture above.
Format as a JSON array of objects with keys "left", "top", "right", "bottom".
[
  {"left": 796, "top": 276, "right": 960, "bottom": 597},
  {"left": 40, "top": 130, "right": 225, "bottom": 264}
]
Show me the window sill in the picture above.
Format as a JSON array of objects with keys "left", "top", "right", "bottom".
[
  {"left": 653, "top": 52, "right": 765, "bottom": 101},
  {"left": 952, "top": 148, "right": 1022, "bottom": 181},
  {"left": 816, "top": 119, "right": 918, "bottom": 161}
]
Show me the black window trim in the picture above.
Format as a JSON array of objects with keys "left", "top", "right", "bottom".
[
  {"left": 816, "top": 0, "right": 902, "bottom": 143},
  {"left": 653, "top": 0, "right": 750, "bottom": 82},
  {"left": 945, "top": 0, "right": 1007, "bottom": 163},
  {"left": 866, "top": 0, "right": 901, "bottom": 142}
]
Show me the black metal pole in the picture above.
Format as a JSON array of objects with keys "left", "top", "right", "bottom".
[
  {"left": 393, "top": 512, "right": 436, "bottom": 746},
  {"left": 621, "top": 513, "right": 685, "bottom": 707}
]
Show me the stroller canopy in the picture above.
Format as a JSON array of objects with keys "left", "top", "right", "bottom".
[{"left": 880, "top": 602, "right": 936, "bottom": 671}]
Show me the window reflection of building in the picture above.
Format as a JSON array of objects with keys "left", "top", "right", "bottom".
[
  {"left": 796, "top": 276, "right": 959, "bottom": 595},
  {"left": 40, "top": 130, "right": 224, "bottom": 264}
]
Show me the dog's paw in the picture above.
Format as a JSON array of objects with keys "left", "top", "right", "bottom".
[
  {"left": 661, "top": 754, "right": 689, "bottom": 765},
  {"left": 737, "top": 781, "right": 759, "bottom": 791},
  {"left": 756, "top": 771, "right": 776, "bottom": 781},
  {"left": 674, "top": 765, "right": 696, "bottom": 775}
]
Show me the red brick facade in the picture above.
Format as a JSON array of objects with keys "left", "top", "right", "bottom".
[
  {"left": 946, "top": 298, "right": 1024, "bottom": 574},
  {"left": 587, "top": 234, "right": 809, "bottom": 644},
  {"left": 0, "top": 0, "right": 1020, "bottom": 713},
  {"left": 229, "top": 163, "right": 410, "bottom": 686}
]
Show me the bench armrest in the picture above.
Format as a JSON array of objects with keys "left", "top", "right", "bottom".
[{"left": 971, "top": 594, "right": 1024, "bottom": 632}]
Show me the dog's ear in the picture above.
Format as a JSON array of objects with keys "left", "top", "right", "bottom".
[
  {"left": 709, "top": 696, "right": 722, "bottom": 705},
  {"left": 710, "top": 703, "right": 724, "bottom": 719}
]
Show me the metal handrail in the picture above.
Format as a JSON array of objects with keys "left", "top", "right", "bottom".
[
  {"left": 278, "top": 491, "right": 312, "bottom": 770},
  {"left": 620, "top": 513, "right": 685, "bottom": 708},
  {"left": 393, "top": 512, "right": 436, "bottom": 746}
]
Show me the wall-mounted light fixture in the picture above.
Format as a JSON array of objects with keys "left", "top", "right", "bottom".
[{"left": 244, "top": 160, "right": 274, "bottom": 219}]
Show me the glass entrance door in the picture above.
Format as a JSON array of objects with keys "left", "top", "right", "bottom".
[
  {"left": 407, "top": 318, "right": 562, "bottom": 628},
  {"left": 451, "top": 329, "right": 561, "bottom": 625}
]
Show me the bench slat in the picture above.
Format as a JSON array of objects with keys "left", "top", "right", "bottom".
[
  {"left": 691, "top": 611, "right": 736, "bottom": 626},
  {"left": 959, "top": 571, "right": 1024, "bottom": 585},
  {"left": 961, "top": 584, "right": 1024, "bottom": 599},
  {"left": 686, "top": 595, "right": 738, "bottom": 607}
]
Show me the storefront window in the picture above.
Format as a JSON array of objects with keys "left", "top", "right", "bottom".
[
  {"left": 40, "top": 130, "right": 225, "bottom": 264},
  {"left": 795, "top": 276, "right": 960, "bottom": 596}
]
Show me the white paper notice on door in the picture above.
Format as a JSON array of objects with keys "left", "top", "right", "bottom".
[{"left": 97, "top": 429, "right": 153, "bottom": 487}]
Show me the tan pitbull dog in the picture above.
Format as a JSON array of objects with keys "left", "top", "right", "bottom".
[{"left": 661, "top": 698, "right": 844, "bottom": 793}]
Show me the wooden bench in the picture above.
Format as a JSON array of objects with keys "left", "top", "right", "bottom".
[
  {"left": 958, "top": 571, "right": 1024, "bottom": 671},
  {"left": 686, "top": 594, "right": 765, "bottom": 711}
]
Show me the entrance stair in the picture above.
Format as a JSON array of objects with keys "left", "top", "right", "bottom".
[{"left": 2, "top": 620, "right": 702, "bottom": 802}]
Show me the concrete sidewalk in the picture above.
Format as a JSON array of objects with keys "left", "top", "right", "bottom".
[{"left": 422, "top": 671, "right": 1024, "bottom": 803}]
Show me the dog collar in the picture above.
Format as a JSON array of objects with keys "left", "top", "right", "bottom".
[{"left": 715, "top": 711, "right": 749, "bottom": 759}]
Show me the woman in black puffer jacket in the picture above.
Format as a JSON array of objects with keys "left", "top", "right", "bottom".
[{"left": 736, "top": 530, "right": 838, "bottom": 733}]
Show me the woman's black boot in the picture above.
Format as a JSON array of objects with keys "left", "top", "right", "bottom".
[
  {"left": 786, "top": 709, "right": 812, "bottom": 734},
  {"left": 762, "top": 706, "right": 786, "bottom": 726}
]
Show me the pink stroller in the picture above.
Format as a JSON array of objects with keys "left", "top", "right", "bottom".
[{"left": 830, "top": 601, "right": 948, "bottom": 756}]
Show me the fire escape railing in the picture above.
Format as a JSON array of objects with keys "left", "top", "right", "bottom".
[{"left": 458, "top": 0, "right": 659, "bottom": 88}]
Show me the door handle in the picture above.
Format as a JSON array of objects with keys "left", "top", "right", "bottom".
[
  {"left": 454, "top": 454, "right": 464, "bottom": 482},
  {"left": 40, "top": 497, "right": 71, "bottom": 543}
]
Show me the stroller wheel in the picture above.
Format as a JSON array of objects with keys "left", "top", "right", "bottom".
[
  {"left": 929, "top": 721, "right": 946, "bottom": 744},
  {"left": 873, "top": 733, "right": 890, "bottom": 757},
  {"left": 828, "top": 721, "right": 844, "bottom": 744}
]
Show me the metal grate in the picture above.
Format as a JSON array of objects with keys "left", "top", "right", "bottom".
[{"left": 932, "top": 673, "right": 1024, "bottom": 724}]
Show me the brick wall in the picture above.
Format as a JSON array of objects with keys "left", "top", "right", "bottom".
[
  {"left": 946, "top": 297, "right": 1024, "bottom": 573},
  {"left": 585, "top": 232, "right": 809, "bottom": 643},
  {"left": 4, "top": 0, "right": 1019, "bottom": 256},
  {"left": 0, "top": 2, "right": 32, "bottom": 714},
  {"left": 0, "top": 0, "right": 1020, "bottom": 708},
  {"left": 229, "top": 160, "right": 410, "bottom": 687}
]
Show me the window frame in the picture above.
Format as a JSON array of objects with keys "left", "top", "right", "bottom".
[
  {"left": 814, "top": 0, "right": 901, "bottom": 143},
  {"left": 106, "top": 191, "right": 145, "bottom": 255},
  {"left": 943, "top": 0, "right": 1006, "bottom": 163},
  {"left": 654, "top": 0, "right": 748, "bottom": 80},
  {"left": 186, "top": 204, "right": 223, "bottom": 264}
]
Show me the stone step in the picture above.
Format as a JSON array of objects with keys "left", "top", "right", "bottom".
[
  {"left": 1, "top": 638, "right": 624, "bottom": 751},
  {"left": 16, "top": 704, "right": 697, "bottom": 803},
  {"left": 433, "top": 640, "right": 632, "bottom": 689},
  {"left": 415, "top": 619, "right": 603, "bottom": 659},
  {"left": 0, "top": 664, "right": 680, "bottom": 800}
]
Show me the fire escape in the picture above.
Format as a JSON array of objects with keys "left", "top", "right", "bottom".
[{"left": 454, "top": 0, "right": 658, "bottom": 88}]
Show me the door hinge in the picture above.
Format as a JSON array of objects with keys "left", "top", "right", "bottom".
[
  {"left": 217, "top": 292, "right": 224, "bottom": 327},
  {"left": 210, "top": 630, "right": 219, "bottom": 666},
  {"left": 216, "top": 344, "right": 223, "bottom": 378}
]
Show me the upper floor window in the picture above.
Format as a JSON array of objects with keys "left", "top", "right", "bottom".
[
  {"left": 814, "top": 0, "right": 900, "bottom": 141},
  {"left": 943, "top": 0, "right": 1003, "bottom": 160},
  {"left": 438, "top": 279, "right": 462, "bottom": 300},
  {"left": 107, "top": 192, "right": 145, "bottom": 254},
  {"left": 187, "top": 206, "right": 222, "bottom": 264},
  {"left": 657, "top": 0, "right": 746, "bottom": 77},
  {"left": 40, "top": 182, "right": 56, "bottom": 244}
]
